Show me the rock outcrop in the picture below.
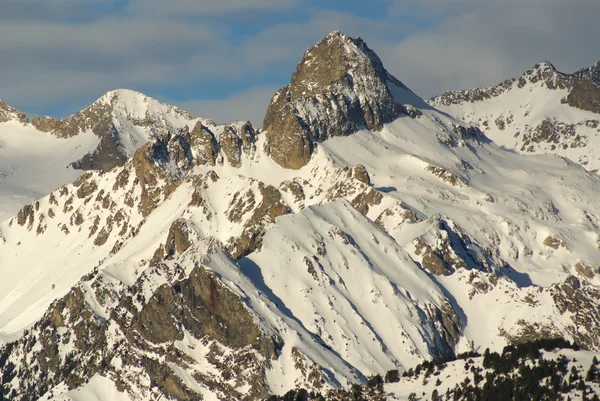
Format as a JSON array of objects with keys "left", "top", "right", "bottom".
[
  {"left": 188, "top": 122, "right": 219, "bottom": 166},
  {"left": 263, "top": 31, "right": 422, "bottom": 169},
  {"left": 0, "top": 100, "right": 28, "bottom": 124},
  {"left": 35, "top": 90, "right": 197, "bottom": 172},
  {"left": 219, "top": 126, "right": 243, "bottom": 168},
  {"left": 565, "top": 62, "right": 600, "bottom": 114}
]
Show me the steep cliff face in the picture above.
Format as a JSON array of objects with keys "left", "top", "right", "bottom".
[
  {"left": 0, "top": 239, "right": 282, "bottom": 401},
  {"left": 263, "top": 31, "right": 423, "bottom": 169},
  {"left": 568, "top": 61, "right": 600, "bottom": 114}
]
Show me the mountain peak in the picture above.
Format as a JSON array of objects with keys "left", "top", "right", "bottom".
[
  {"left": 532, "top": 60, "right": 558, "bottom": 73},
  {"left": 289, "top": 31, "right": 392, "bottom": 99},
  {"left": 518, "top": 60, "right": 568, "bottom": 90},
  {"left": 95, "top": 88, "right": 148, "bottom": 106},
  {"left": 263, "top": 31, "right": 422, "bottom": 169},
  {"left": 0, "top": 99, "right": 28, "bottom": 124},
  {"left": 90, "top": 89, "right": 192, "bottom": 121}
]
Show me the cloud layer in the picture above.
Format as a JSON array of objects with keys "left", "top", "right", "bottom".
[{"left": 0, "top": 0, "right": 598, "bottom": 125}]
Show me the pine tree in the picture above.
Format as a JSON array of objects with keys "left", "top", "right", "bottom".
[{"left": 586, "top": 363, "right": 597, "bottom": 382}]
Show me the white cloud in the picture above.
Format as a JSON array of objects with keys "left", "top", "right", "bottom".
[
  {"left": 379, "top": 0, "right": 600, "bottom": 97},
  {"left": 0, "top": 17, "right": 231, "bottom": 109},
  {"left": 127, "top": 0, "right": 298, "bottom": 16},
  {"left": 1, "top": 0, "right": 598, "bottom": 122},
  {"left": 175, "top": 85, "right": 280, "bottom": 127},
  {"left": 0, "top": 9, "right": 392, "bottom": 116}
]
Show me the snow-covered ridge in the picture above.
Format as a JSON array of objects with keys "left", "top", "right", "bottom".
[
  {"left": 0, "top": 89, "right": 254, "bottom": 220},
  {"left": 429, "top": 59, "right": 600, "bottom": 172}
]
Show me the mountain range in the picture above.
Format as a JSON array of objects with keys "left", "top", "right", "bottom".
[{"left": 0, "top": 31, "right": 599, "bottom": 400}]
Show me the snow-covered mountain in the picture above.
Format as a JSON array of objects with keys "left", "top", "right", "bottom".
[
  {"left": 0, "top": 89, "right": 228, "bottom": 220},
  {"left": 1, "top": 31, "right": 600, "bottom": 400},
  {"left": 430, "top": 60, "right": 600, "bottom": 172}
]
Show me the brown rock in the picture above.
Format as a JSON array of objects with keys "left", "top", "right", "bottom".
[
  {"left": 219, "top": 126, "right": 242, "bottom": 167},
  {"left": 0, "top": 100, "right": 28, "bottom": 124},
  {"left": 227, "top": 184, "right": 291, "bottom": 259},
  {"left": 17, "top": 204, "right": 35, "bottom": 227},
  {"left": 352, "top": 164, "right": 371, "bottom": 185},
  {"left": 132, "top": 142, "right": 181, "bottom": 217},
  {"left": 414, "top": 238, "right": 452, "bottom": 276},
  {"left": 574, "top": 261, "right": 595, "bottom": 279},
  {"left": 263, "top": 31, "right": 413, "bottom": 169},
  {"left": 189, "top": 122, "right": 218, "bottom": 166},
  {"left": 76, "top": 179, "right": 98, "bottom": 199},
  {"left": 565, "top": 78, "right": 600, "bottom": 114},
  {"left": 165, "top": 218, "right": 197, "bottom": 256},
  {"left": 239, "top": 121, "right": 257, "bottom": 154},
  {"left": 264, "top": 105, "right": 313, "bottom": 169}
]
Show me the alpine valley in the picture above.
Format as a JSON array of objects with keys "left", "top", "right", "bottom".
[{"left": 1, "top": 31, "right": 600, "bottom": 401}]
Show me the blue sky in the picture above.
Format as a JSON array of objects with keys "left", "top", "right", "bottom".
[{"left": 1, "top": 0, "right": 599, "bottom": 125}]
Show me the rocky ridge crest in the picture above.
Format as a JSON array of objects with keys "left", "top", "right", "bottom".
[{"left": 429, "top": 60, "right": 600, "bottom": 171}]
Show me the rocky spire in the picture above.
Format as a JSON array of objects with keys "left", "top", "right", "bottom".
[{"left": 263, "top": 31, "right": 422, "bottom": 169}]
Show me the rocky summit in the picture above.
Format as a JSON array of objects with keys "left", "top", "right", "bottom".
[
  {"left": 1, "top": 31, "right": 600, "bottom": 401},
  {"left": 263, "top": 31, "right": 423, "bottom": 169}
]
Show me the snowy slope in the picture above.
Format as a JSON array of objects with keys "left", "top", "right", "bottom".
[
  {"left": 0, "top": 121, "right": 98, "bottom": 221},
  {"left": 430, "top": 61, "right": 600, "bottom": 172},
  {"left": 244, "top": 200, "right": 457, "bottom": 382}
]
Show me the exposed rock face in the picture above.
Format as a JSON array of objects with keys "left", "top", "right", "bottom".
[
  {"left": 548, "top": 278, "right": 600, "bottom": 349},
  {"left": 239, "top": 121, "right": 257, "bottom": 154},
  {"left": 188, "top": 122, "right": 219, "bottom": 166},
  {"left": 32, "top": 90, "right": 198, "bottom": 172},
  {"left": 0, "top": 243, "right": 280, "bottom": 401},
  {"left": 519, "top": 119, "right": 585, "bottom": 152},
  {"left": 0, "top": 100, "right": 28, "bottom": 124},
  {"left": 414, "top": 238, "right": 452, "bottom": 276},
  {"left": 351, "top": 164, "right": 371, "bottom": 185},
  {"left": 132, "top": 139, "right": 184, "bottom": 217},
  {"left": 429, "top": 60, "right": 600, "bottom": 170},
  {"left": 188, "top": 121, "right": 257, "bottom": 167},
  {"left": 226, "top": 183, "right": 291, "bottom": 259},
  {"left": 31, "top": 93, "right": 130, "bottom": 171},
  {"left": 431, "top": 61, "right": 568, "bottom": 107},
  {"left": 71, "top": 124, "right": 129, "bottom": 171},
  {"left": 568, "top": 61, "right": 600, "bottom": 113},
  {"left": 31, "top": 98, "right": 114, "bottom": 139},
  {"left": 432, "top": 59, "right": 600, "bottom": 116},
  {"left": 165, "top": 218, "right": 198, "bottom": 256},
  {"left": 219, "top": 126, "right": 243, "bottom": 167},
  {"left": 263, "top": 31, "right": 421, "bottom": 169},
  {"left": 565, "top": 77, "right": 600, "bottom": 114}
]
